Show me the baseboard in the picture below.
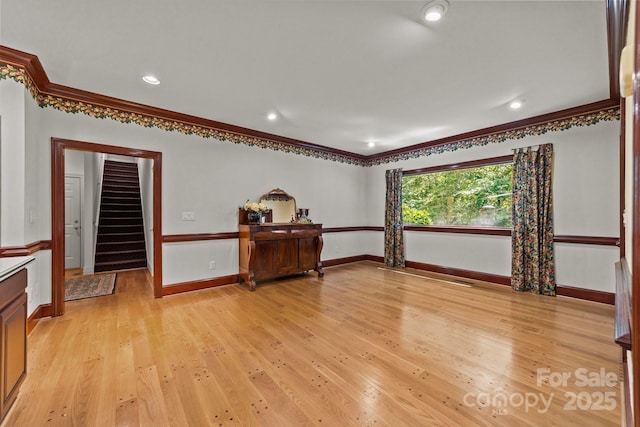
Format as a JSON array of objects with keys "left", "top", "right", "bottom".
[
  {"left": 162, "top": 255, "right": 375, "bottom": 295},
  {"left": 322, "top": 255, "right": 368, "bottom": 267},
  {"left": 162, "top": 274, "right": 239, "bottom": 296},
  {"left": 405, "top": 260, "right": 511, "bottom": 285},
  {"left": 324, "top": 255, "right": 614, "bottom": 305},
  {"left": 27, "top": 303, "right": 52, "bottom": 334},
  {"left": 406, "top": 260, "right": 614, "bottom": 305},
  {"left": 556, "top": 285, "right": 615, "bottom": 305}
]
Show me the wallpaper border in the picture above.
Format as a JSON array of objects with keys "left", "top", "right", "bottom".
[{"left": 0, "top": 54, "right": 620, "bottom": 167}]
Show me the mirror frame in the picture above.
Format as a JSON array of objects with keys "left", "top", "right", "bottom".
[{"left": 259, "top": 188, "right": 296, "bottom": 223}]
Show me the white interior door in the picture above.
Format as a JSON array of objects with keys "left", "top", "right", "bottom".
[{"left": 64, "top": 175, "right": 82, "bottom": 269}]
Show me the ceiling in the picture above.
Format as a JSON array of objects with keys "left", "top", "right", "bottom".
[{"left": 0, "top": 0, "right": 611, "bottom": 155}]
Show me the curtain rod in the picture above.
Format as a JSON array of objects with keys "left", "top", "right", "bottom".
[{"left": 511, "top": 143, "right": 552, "bottom": 152}]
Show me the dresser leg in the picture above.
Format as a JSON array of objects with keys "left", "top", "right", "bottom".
[{"left": 315, "top": 261, "right": 324, "bottom": 278}]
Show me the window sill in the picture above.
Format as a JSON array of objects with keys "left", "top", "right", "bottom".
[{"left": 403, "top": 225, "right": 512, "bottom": 236}]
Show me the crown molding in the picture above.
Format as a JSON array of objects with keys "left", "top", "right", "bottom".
[
  {"left": 0, "top": 45, "right": 367, "bottom": 166},
  {"left": 0, "top": 41, "right": 621, "bottom": 167},
  {"left": 365, "top": 100, "right": 620, "bottom": 165}
]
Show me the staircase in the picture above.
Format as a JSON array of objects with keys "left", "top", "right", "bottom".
[{"left": 94, "top": 160, "right": 147, "bottom": 273}]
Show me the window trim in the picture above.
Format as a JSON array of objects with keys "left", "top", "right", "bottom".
[
  {"left": 403, "top": 225, "right": 512, "bottom": 236},
  {"left": 402, "top": 154, "right": 514, "bottom": 235},
  {"left": 403, "top": 155, "right": 513, "bottom": 176}
]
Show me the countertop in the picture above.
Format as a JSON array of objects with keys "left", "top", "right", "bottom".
[{"left": 0, "top": 256, "right": 34, "bottom": 282}]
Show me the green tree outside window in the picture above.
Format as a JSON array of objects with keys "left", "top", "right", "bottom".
[{"left": 402, "top": 163, "right": 513, "bottom": 227}]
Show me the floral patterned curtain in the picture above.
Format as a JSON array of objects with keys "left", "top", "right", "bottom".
[
  {"left": 385, "top": 168, "right": 405, "bottom": 268},
  {"left": 511, "top": 144, "right": 556, "bottom": 295}
]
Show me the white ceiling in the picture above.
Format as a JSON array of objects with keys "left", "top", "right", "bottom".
[{"left": 0, "top": 0, "right": 610, "bottom": 155}]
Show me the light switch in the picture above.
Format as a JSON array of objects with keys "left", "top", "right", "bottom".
[{"left": 181, "top": 211, "right": 195, "bottom": 221}]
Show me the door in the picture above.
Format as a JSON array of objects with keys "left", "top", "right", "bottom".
[{"left": 64, "top": 176, "right": 82, "bottom": 269}]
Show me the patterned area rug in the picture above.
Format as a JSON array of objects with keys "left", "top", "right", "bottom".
[{"left": 65, "top": 273, "right": 117, "bottom": 301}]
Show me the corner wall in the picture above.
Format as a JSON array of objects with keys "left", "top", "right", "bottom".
[{"left": 365, "top": 120, "right": 620, "bottom": 292}]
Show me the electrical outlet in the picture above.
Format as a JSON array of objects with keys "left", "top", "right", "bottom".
[
  {"left": 181, "top": 211, "right": 195, "bottom": 221},
  {"left": 209, "top": 260, "right": 216, "bottom": 270}
]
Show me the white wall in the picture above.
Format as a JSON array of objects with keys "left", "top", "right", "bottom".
[
  {"left": 0, "top": 78, "right": 26, "bottom": 246},
  {"left": 32, "top": 103, "right": 368, "bottom": 288},
  {"left": 0, "top": 78, "right": 52, "bottom": 314},
  {"left": 82, "top": 152, "right": 95, "bottom": 274},
  {"left": 365, "top": 120, "right": 620, "bottom": 292},
  {"left": 24, "top": 85, "right": 42, "bottom": 247},
  {"left": 64, "top": 149, "right": 85, "bottom": 174},
  {"left": 138, "top": 157, "right": 154, "bottom": 273}
]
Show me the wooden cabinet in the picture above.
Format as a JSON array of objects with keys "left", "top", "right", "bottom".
[
  {"left": 239, "top": 223, "right": 324, "bottom": 291},
  {"left": 0, "top": 267, "right": 27, "bottom": 422}
]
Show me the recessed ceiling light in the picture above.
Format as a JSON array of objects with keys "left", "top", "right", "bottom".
[
  {"left": 142, "top": 75, "right": 160, "bottom": 85},
  {"left": 368, "top": 141, "right": 376, "bottom": 148},
  {"left": 422, "top": 0, "right": 449, "bottom": 22},
  {"left": 267, "top": 112, "right": 278, "bottom": 121},
  {"left": 509, "top": 100, "right": 524, "bottom": 110}
]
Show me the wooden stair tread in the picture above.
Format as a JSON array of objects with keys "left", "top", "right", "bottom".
[
  {"left": 96, "top": 249, "right": 146, "bottom": 256},
  {"left": 95, "top": 160, "right": 147, "bottom": 273},
  {"left": 97, "top": 240, "right": 145, "bottom": 244},
  {"left": 97, "top": 209, "right": 142, "bottom": 213},
  {"left": 95, "top": 259, "right": 146, "bottom": 266}
]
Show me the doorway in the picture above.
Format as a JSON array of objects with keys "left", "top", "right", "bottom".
[{"left": 52, "top": 138, "right": 163, "bottom": 316}]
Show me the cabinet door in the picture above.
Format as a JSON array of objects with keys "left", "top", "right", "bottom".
[
  {"left": 1, "top": 293, "right": 27, "bottom": 420},
  {"left": 298, "top": 237, "right": 318, "bottom": 271},
  {"left": 254, "top": 240, "right": 278, "bottom": 277},
  {"left": 276, "top": 239, "right": 299, "bottom": 275}
]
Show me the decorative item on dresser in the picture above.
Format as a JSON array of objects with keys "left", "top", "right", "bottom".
[
  {"left": 238, "top": 189, "right": 323, "bottom": 291},
  {"left": 240, "top": 200, "right": 270, "bottom": 224}
]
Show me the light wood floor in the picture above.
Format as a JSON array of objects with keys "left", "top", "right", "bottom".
[
  {"left": 64, "top": 268, "right": 83, "bottom": 279},
  {"left": 4, "top": 262, "right": 621, "bottom": 426}
]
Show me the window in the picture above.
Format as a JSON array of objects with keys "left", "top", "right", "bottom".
[{"left": 402, "top": 156, "right": 513, "bottom": 228}]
